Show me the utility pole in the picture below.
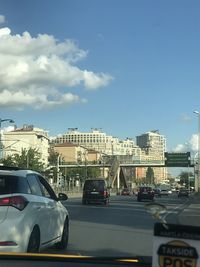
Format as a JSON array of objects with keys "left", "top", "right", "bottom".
[
  {"left": 193, "top": 111, "right": 200, "bottom": 192},
  {"left": 85, "top": 150, "right": 87, "bottom": 180}
]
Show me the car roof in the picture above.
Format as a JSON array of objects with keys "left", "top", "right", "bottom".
[
  {"left": 84, "top": 178, "right": 106, "bottom": 182},
  {"left": 0, "top": 166, "right": 41, "bottom": 178}
]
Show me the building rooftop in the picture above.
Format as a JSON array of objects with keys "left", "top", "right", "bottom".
[{"left": 54, "top": 142, "right": 77, "bottom": 147}]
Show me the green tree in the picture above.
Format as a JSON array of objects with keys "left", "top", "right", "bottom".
[
  {"left": 64, "top": 166, "right": 101, "bottom": 185},
  {"left": 46, "top": 148, "right": 61, "bottom": 182},
  {"left": 179, "top": 171, "right": 194, "bottom": 187},
  {"left": 48, "top": 148, "right": 60, "bottom": 166},
  {"left": 0, "top": 148, "right": 45, "bottom": 172},
  {"left": 146, "top": 167, "right": 154, "bottom": 184},
  {"left": 0, "top": 155, "right": 16, "bottom": 167},
  {"left": 87, "top": 167, "right": 101, "bottom": 179}
]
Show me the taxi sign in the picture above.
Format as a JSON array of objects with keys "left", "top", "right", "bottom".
[{"left": 153, "top": 223, "right": 200, "bottom": 267}]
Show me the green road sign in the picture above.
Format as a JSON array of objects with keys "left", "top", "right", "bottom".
[
  {"left": 189, "top": 176, "right": 195, "bottom": 181},
  {"left": 165, "top": 152, "right": 191, "bottom": 167}
]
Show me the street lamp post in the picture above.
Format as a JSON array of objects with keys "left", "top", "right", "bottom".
[
  {"left": 193, "top": 111, "right": 200, "bottom": 192},
  {"left": 0, "top": 118, "right": 15, "bottom": 159},
  {"left": 84, "top": 150, "right": 87, "bottom": 180}
]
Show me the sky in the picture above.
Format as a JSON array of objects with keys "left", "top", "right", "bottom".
[{"left": 0, "top": 0, "right": 200, "bottom": 156}]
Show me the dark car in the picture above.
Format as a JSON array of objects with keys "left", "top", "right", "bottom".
[
  {"left": 160, "top": 189, "right": 169, "bottom": 197},
  {"left": 153, "top": 188, "right": 161, "bottom": 197},
  {"left": 137, "top": 187, "right": 154, "bottom": 202},
  {"left": 121, "top": 188, "right": 131, "bottom": 196},
  {"left": 82, "top": 179, "right": 110, "bottom": 205},
  {"left": 178, "top": 188, "right": 189, "bottom": 198}
]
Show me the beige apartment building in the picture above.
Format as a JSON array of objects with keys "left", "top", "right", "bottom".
[
  {"left": 52, "top": 128, "right": 168, "bottom": 184},
  {"left": 136, "top": 130, "right": 167, "bottom": 183},
  {"left": 53, "top": 142, "right": 102, "bottom": 164},
  {"left": 3, "top": 125, "right": 49, "bottom": 166},
  {"left": 53, "top": 128, "right": 141, "bottom": 158}
]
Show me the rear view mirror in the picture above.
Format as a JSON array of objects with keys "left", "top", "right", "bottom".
[{"left": 58, "top": 193, "right": 68, "bottom": 201}]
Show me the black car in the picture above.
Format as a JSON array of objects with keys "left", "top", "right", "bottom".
[
  {"left": 153, "top": 188, "right": 161, "bottom": 197},
  {"left": 137, "top": 187, "right": 154, "bottom": 202},
  {"left": 82, "top": 179, "right": 110, "bottom": 205},
  {"left": 178, "top": 189, "right": 189, "bottom": 198}
]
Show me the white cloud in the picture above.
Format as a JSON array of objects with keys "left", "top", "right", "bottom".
[
  {"left": 0, "top": 27, "right": 113, "bottom": 110},
  {"left": 3, "top": 125, "right": 15, "bottom": 132},
  {"left": 0, "top": 90, "right": 87, "bottom": 110},
  {"left": 189, "top": 134, "right": 198, "bottom": 151},
  {"left": 0, "top": 15, "right": 5, "bottom": 25},
  {"left": 0, "top": 125, "right": 15, "bottom": 135},
  {"left": 173, "top": 144, "right": 187, "bottom": 153},
  {"left": 173, "top": 134, "right": 198, "bottom": 154},
  {"left": 83, "top": 71, "right": 113, "bottom": 89},
  {"left": 0, "top": 27, "right": 10, "bottom": 37}
]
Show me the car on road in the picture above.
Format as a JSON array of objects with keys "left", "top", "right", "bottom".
[
  {"left": 178, "top": 188, "right": 189, "bottom": 198},
  {"left": 160, "top": 189, "right": 169, "bottom": 197},
  {"left": 137, "top": 186, "right": 154, "bottom": 202},
  {"left": 153, "top": 188, "right": 161, "bottom": 197},
  {"left": 82, "top": 179, "right": 110, "bottom": 205},
  {"left": 121, "top": 188, "right": 131, "bottom": 196},
  {"left": 0, "top": 166, "right": 69, "bottom": 253}
]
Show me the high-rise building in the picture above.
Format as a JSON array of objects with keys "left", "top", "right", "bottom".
[
  {"left": 136, "top": 130, "right": 166, "bottom": 156},
  {"left": 136, "top": 130, "right": 167, "bottom": 182}
]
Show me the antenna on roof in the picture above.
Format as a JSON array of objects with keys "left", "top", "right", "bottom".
[
  {"left": 91, "top": 128, "right": 102, "bottom": 132},
  {"left": 68, "top": 128, "right": 78, "bottom": 131}
]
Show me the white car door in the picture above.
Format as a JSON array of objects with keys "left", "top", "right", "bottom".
[
  {"left": 37, "top": 176, "right": 66, "bottom": 242},
  {"left": 27, "top": 174, "right": 52, "bottom": 245}
]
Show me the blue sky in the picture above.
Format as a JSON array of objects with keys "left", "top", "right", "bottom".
[{"left": 0, "top": 0, "right": 200, "bottom": 153}]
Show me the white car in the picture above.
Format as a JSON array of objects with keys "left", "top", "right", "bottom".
[{"left": 0, "top": 166, "right": 69, "bottom": 253}]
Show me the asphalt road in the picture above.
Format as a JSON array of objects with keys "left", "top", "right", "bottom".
[{"left": 44, "top": 193, "right": 191, "bottom": 257}]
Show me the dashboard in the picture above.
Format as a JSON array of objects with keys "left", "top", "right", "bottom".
[{"left": 0, "top": 253, "right": 152, "bottom": 267}]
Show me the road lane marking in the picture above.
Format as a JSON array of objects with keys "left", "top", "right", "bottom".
[{"left": 163, "top": 199, "right": 190, "bottom": 221}]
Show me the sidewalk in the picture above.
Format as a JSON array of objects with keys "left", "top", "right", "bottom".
[{"left": 178, "top": 193, "right": 200, "bottom": 226}]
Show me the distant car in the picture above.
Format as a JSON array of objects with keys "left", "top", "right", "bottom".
[
  {"left": 153, "top": 188, "right": 161, "bottom": 197},
  {"left": 178, "top": 189, "right": 189, "bottom": 198},
  {"left": 82, "top": 179, "right": 110, "bottom": 205},
  {"left": 121, "top": 188, "right": 131, "bottom": 196},
  {"left": 160, "top": 189, "right": 169, "bottom": 196},
  {"left": 137, "top": 187, "right": 154, "bottom": 202},
  {"left": 0, "top": 166, "right": 69, "bottom": 253}
]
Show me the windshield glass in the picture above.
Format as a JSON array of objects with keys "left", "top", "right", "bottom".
[
  {"left": 83, "top": 180, "right": 106, "bottom": 191},
  {"left": 0, "top": 0, "right": 199, "bottom": 260},
  {"left": 0, "top": 175, "right": 30, "bottom": 194}
]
